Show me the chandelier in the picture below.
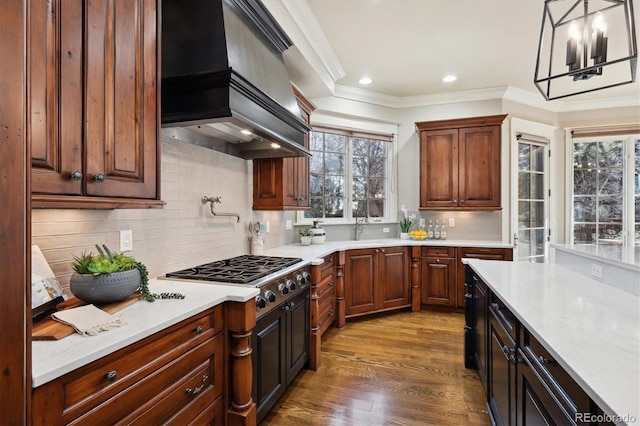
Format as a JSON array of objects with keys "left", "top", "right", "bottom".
[{"left": 534, "top": 0, "right": 638, "bottom": 100}]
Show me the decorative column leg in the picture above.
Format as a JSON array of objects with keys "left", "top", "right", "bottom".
[
  {"left": 335, "top": 251, "right": 346, "bottom": 328},
  {"left": 227, "top": 300, "right": 257, "bottom": 426},
  {"left": 411, "top": 246, "right": 421, "bottom": 312}
]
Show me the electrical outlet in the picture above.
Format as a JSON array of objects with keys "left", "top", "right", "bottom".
[
  {"left": 285, "top": 220, "right": 293, "bottom": 230},
  {"left": 419, "top": 218, "right": 425, "bottom": 227},
  {"left": 382, "top": 227, "right": 390, "bottom": 233},
  {"left": 120, "top": 230, "right": 133, "bottom": 252},
  {"left": 449, "top": 218, "right": 455, "bottom": 227},
  {"left": 590, "top": 264, "right": 604, "bottom": 279}
]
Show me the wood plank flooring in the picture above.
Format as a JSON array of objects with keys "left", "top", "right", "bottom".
[{"left": 260, "top": 309, "right": 490, "bottom": 425}]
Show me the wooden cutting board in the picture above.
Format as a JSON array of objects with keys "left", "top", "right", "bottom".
[{"left": 32, "top": 294, "right": 142, "bottom": 340}]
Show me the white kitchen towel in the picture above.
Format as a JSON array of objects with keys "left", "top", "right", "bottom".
[{"left": 52, "top": 304, "right": 127, "bottom": 336}]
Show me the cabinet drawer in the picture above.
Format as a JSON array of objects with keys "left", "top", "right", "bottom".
[
  {"left": 459, "top": 247, "right": 510, "bottom": 260},
  {"left": 489, "top": 295, "right": 516, "bottom": 341},
  {"left": 318, "top": 289, "right": 335, "bottom": 335},
  {"left": 421, "top": 246, "right": 455, "bottom": 258},
  {"left": 520, "top": 329, "right": 591, "bottom": 417},
  {"left": 62, "top": 306, "right": 223, "bottom": 420},
  {"left": 69, "top": 334, "right": 223, "bottom": 425},
  {"left": 320, "top": 255, "right": 335, "bottom": 280},
  {"left": 170, "top": 393, "right": 224, "bottom": 425},
  {"left": 315, "top": 274, "right": 335, "bottom": 299}
]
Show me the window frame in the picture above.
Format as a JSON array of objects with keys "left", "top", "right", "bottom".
[
  {"left": 296, "top": 128, "right": 398, "bottom": 226},
  {"left": 567, "top": 132, "right": 639, "bottom": 247}
]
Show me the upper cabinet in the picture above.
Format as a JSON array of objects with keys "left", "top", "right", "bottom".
[
  {"left": 415, "top": 114, "right": 507, "bottom": 210},
  {"left": 29, "top": 0, "right": 162, "bottom": 209},
  {"left": 253, "top": 87, "right": 315, "bottom": 211}
]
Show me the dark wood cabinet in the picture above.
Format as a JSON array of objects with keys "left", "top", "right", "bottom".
[
  {"left": 470, "top": 270, "right": 489, "bottom": 396},
  {"left": 416, "top": 114, "right": 507, "bottom": 210},
  {"left": 420, "top": 246, "right": 456, "bottom": 306},
  {"left": 343, "top": 246, "right": 410, "bottom": 319},
  {"left": 456, "top": 247, "right": 513, "bottom": 307},
  {"left": 253, "top": 87, "right": 315, "bottom": 210},
  {"left": 310, "top": 254, "right": 336, "bottom": 370},
  {"left": 29, "top": 0, "right": 161, "bottom": 209}
]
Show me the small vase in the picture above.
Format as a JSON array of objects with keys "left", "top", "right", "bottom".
[
  {"left": 300, "top": 236, "right": 312, "bottom": 246},
  {"left": 400, "top": 232, "right": 410, "bottom": 240}
]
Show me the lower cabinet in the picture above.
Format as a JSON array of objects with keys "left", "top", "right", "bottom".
[
  {"left": 252, "top": 290, "right": 309, "bottom": 423},
  {"left": 420, "top": 246, "right": 456, "bottom": 306},
  {"left": 343, "top": 246, "right": 410, "bottom": 319},
  {"left": 32, "top": 306, "right": 225, "bottom": 425},
  {"left": 467, "top": 266, "right": 613, "bottom": 426},
  {"left": 310, "top": 254, "right": 336, "bottom": 370}
]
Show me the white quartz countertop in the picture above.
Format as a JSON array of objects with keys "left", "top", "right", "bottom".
[
  {"left": 264, "top": 238, "right": 512, "bottom": 261},
  {"left": 552, "top": 243, "right": 640, "bottom": 271},
  {"left": 32, "top": 278, "right": 259, "bottom": 388},
  {"left": 464, "top": 259, "right": 640, "bottom": 426}
]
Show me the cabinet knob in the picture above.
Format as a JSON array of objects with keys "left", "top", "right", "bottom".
[
  {"left": 453, "top": 199, "right": 457, "bottom": 203},
  {"left": 194, "top": 325, "right": 203, "bottom": 334},
  {"left": 104, "top": 370, "right": 118, "bottom": 382},
  {"left": 328, "top": 309, "right": 334, "bottom": 317},
  {"left": 69, "top": 170, "right": 83, "bottom": 181},
  {"left": 461, "top": 199, "right": 465, "bottom": 203},
  {"left": 93, "top": 173, "right": 105, "bottom": 183}
]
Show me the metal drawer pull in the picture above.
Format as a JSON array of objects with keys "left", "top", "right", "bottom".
[
  {"left": 472, "top": 276, "right": 479, "bottom": 282},
  {"left": 104, "top": 370, "right": 118, "bottom": 382},
  {"left": 186, "top": 375, "right": 209, "bottom": 395},
  {"left": 490, "top": 302, "right": 501, "bottom": 311},
  {"left": 317, "top": 289, "right": 323, "bottom": 297},
  {"left": 328, "top": 309, "right": 334, "bottom": 317},
  {"left": 194, "top": 325, "right": 203, "bottom": 334},
  {"left": 328, "top": 281, "right": 334, "bottom": 287},
  {"left": 538, "top": 355, "right": 556, "bottom": 365}
]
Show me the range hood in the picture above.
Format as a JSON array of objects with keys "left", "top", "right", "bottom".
[{"left": 161, "top": 0, "right": 311, "bottom": 159}]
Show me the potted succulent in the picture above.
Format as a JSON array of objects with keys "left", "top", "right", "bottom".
[
  {"left": 71, "top": 244, "right": 184, "bottom": 304},
  {"left": 298, "top": 227, "right": 313, "bottom": 246}
]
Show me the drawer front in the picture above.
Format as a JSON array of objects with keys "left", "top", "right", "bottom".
[
  {"left": 69, "top": 334, "right": 223, "bottom": 425},
  {"left": 422, "top": 246, "right": 455, "bottom": 258},
  {"left": 318, "top": 289, "right": 335, "bottom": 335},
  {"left": 489, "top": 295, "right": 516, "bottom": 341},
  {"left": 320, "top": 254, "right": 335, "bottom": 281},
  {"left": 170, "top": 393, "right": 224, "bottom": 426},
  {"left": 63, "top": 306, "right": 223, "bottom": 418},
  {"left": 458, "top": 247, "right": 511, "bottom": 260},
  {"left": 520, "top": 329, "right": 591, "bottom": 417},
  {"left": 315, "top": 274, "right": 335, "bottom": 299}
]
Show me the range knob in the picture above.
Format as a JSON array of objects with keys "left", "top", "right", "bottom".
[
  {"left": 296, "top": 274, "right": 304, "bottom": 285},
  {"left": 286, "top": 279, "right": 296, "bottom": 291},
  {"left": 277, "top": 282, "right": 288, "bottom": 295},
  {"left": 264, "top": 290, "right": 276, "bottom": 303},
  {"left": 255, "top": 295, "right": 267, "bottom": 309},
  {"left": 302, "top": 272, "right": 311, "bottom": 283}
]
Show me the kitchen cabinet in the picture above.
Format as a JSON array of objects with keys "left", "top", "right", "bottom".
[
  {"left": 343, "top": 246, "right": 410, "bottom": 319},
  {"left": 29, "top": 0, "right": 162, "bottom": 209},
  {"left": 420, "top": 246, "right": 456, "bottom": 306},
  {"left": 252, "top": 87, "right": 315, "bottom": 210},
  {"left": 415, "top": 114, "right": 507, "bottom": 210},
  {"left": 466, "top": 264, "right": 614, "bottom": 426},
  {"left": 32, "top": 306, "right": 225, "bottom": 425},
  {"left": 456, "top": 247, "right": 513, "bottom": 307},
  {"left": 252, "top": 289, "right": 309, "bottom": 423},
  {"left": 310, "top": 253, "right": 336, "bottom": 370}
]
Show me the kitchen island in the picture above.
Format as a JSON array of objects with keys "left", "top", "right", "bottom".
[{"left": 464, "top": 258, "right": 640, "bottom": 426}]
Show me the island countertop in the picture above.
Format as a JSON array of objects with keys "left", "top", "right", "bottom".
[
  {"left": 464, "top": 258, "right": 640, "bottom": 426},
  {"left": 32, "top": 278, "right": 259, "bottom": 388}
]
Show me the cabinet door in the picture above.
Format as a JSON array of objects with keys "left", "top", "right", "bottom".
[
  {"left": 419, "top": 129, "right": 459, "bottom": 209},
  {"left": 378, "top": 247, "right": 410, "bottom": 309},
  {"left": 29, "top": 0, "right": 83, "bottom": 195},
  {"left": 84, "top": 0, "right": 158, "bottom": 199},
  {"left": 287, "top": 290, "right": 309, "bottom": 386},
  {"left": 344, "top": 249, "right": 377, "bottom": 316},
  {"left": 488, "top": 311, "right": 517, "bottom": 426},
  {"left": 472, "top": 273, "right": 489, "bottom": 397},
  {"left": 458, "top": 125, "right": 500, "bottom": 208},
  {"left": 420, "top": 256, "right": 456, "bottom": 306}
]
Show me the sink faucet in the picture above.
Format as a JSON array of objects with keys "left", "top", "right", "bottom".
[{"left": 354, "top": 203, "right": 368, "bottom": 241}]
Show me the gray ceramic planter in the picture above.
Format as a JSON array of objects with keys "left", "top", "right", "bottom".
[{"left": 70, "top": 268, "right": 141, "bottom": 304}]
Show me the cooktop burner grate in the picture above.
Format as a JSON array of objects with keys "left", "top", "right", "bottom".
[{"left": 165, "top": 255, "right": 303, "bottom": 284}]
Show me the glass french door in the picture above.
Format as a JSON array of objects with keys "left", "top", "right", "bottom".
[{"left": 516, "top": 140, "right": 549, "bottom": 263}]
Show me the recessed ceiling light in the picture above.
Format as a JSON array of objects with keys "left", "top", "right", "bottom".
[
  {"left": 270, "top": 142, "right": 281, "bottom": 149},
  {"left": 443, "top": 75, "right": 457, "bottom": 83},
  {"left": 358, "top": 77, "right": 372, "bottom": 85}
]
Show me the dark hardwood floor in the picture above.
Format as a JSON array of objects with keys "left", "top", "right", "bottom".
[{"left": 261, "top": 309, "right": 490, "bottom": 425}]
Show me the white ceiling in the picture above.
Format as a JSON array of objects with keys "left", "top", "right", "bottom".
[{"left": 265, "top": 0, "right": 640, "bottom": 110}]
